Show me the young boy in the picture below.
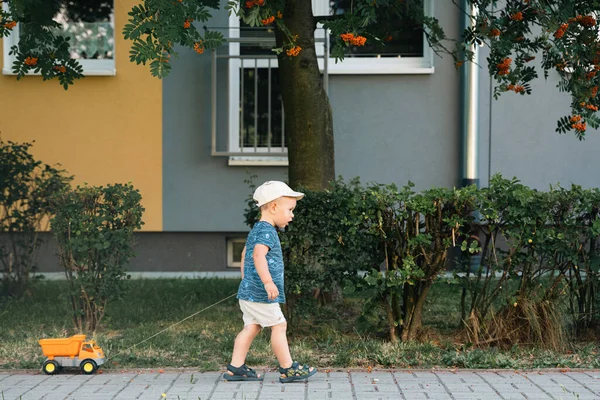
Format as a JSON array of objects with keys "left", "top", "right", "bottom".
[{"left": 223, "top": 181, "right": 317, "bottom": 383}]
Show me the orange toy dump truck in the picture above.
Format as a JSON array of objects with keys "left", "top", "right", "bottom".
[{"left": 38, "top": 334, "right": 105, "bottom": 375}]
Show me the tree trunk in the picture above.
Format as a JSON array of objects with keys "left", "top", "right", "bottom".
[
  {"left": 276, "top": 1, "right": 334, "bottom": 191},
  {"left": 400, "top": 284, "right": 415, "bottom": 342},
  {"left": 383, "top": 293, "right": 399, "bottom": 342},
  {"left": 401, "top": 281, "right": 433, "bottom": 341}
]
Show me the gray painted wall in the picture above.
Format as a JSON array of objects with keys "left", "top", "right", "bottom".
[
  {"left": 162, "top": 8, "right": 285, "bottom": 233},
  {"left": 34, "top": 232, "right": 239, "bottom": 273},
  {"left": 330, "top": 70, "right": 461, "bottom": 191},
  {"left": 162, "top": 2, "right": 600, "bottom": 233},
  {"left": 477, "top": 51, "right": 600, "bottom": 190},
  {"left": 163, "top": 1, "right": 465, "bottom": 233}
]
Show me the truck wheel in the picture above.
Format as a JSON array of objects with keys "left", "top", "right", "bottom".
[
  {"left": 80, "top": 359, "right": 98, "bottom": 374},
  {"left": 43, "top": 360, "right": 60, "bottom": 375}
]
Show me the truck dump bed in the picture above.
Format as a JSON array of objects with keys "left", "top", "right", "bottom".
[{"left": 38, "top": 334, "right": 86, "bottom": 357}]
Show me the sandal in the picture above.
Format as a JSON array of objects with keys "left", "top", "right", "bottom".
[
  {"left": 279, "top": 361, "right": 317, "bottom": 383},
  {"left": 222, "top": 364, "right": 263, "bottom": 381}
]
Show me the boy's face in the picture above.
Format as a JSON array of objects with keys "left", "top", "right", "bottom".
[{"left": 269, "top": 196, "right": 297, "bottom": 229}]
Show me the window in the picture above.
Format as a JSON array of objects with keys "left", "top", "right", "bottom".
[
  {"left": 227, "top": 238, "right": 246, "bottom": 268},
  {"left": 241, "top": 67, "right": 285, "bottom": 149},
  {"left": 313, "top": 0, "right": 434, "bottom": 74},
  {"left": 2, "top": 1, "right": 115, "bottom": 76},
  {"left": 228, "top": 19, "right": 287, "bottom": 158}
]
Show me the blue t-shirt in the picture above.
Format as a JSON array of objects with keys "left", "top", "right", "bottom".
[{"left": 237, "top": 221, "right": 285, "bottom": 303}]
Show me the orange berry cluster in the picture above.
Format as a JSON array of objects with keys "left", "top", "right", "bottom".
[
  {"left": 586, "top": 71, "right": 597, "bottom": 80},
  {"left": 183, "top": 19, "right": 192, "bottom": 29},
  {"left": 554, "top": 23, "right": 568, "bottom": 39},
  {"left": 592, "top": 86, "right": 599, "bottom": 97},
  {"left": 570, "top": 115, "right": 586, "bottom": 132},
  {"left": 496, "top": 57, "right": 512, "bottom": 76},
  {"left": 286, "top": 46, "right": 301, "bottom": 56},
  {"left": 276, "top": 11, "right": 283, "bottom": 19},
  {"left": 569, "top": 15, "right": 596, "bottom": 27},
  {"left": 510, "top": 12, "right": 523, "bottom": 21},
  {"left": 261, "top": 15, "right": 275, "bottom": 25},
  {"left": 194, "top": 42, "right": 204, "bottom": 54},
  {"left": 24, "top": 56, "right": 38, "bottom": 66},
  {"left": 506, "top": 84, "right": 525, "bottom": 93},
  {"left": 586, "top": 104, "right": 599, "bottom": 111},
  {"left": 245, "top": 0, "right": 264, "bottom": 8},
  {"left": 489, "top": 28, "right": 501, "bottom": 37},
  {"left": 3, "top": 21, "right": 16, "bottom": 29},
  {"left": 53, "top": 65, "right": 66, "bottom": 73},
  {"left": 572, "top": 122, "right": 586, "bottom": 132},
  {"left": 340, "top": 32, "right": 366, "bottom": 46}
]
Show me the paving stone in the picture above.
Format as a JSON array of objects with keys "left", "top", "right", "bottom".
[{"left": 1, "top": 370, "right": 599, "bottom": 399}]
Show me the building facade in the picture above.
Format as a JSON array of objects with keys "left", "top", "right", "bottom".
[{"left": 2, "top": 1, "right": 599, "bottom": 275}]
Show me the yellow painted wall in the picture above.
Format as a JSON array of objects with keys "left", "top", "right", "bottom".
[{"left": 0, "top": 0, "right": 162, "bottom": 231}]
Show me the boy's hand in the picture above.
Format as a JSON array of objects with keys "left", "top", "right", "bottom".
[{"left": 264, "top": 282, "right": 279, "bottom": 300}]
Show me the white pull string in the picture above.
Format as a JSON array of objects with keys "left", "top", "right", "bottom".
[{"left": 106, "top": 292, "right": 237, "bottom": 361}]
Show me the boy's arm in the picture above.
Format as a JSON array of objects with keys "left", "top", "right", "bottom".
[
  {"left": 253, "top": 244, "right": 279, "bottom": 300},
  {"left": 240, "top": 246, "right": 246, "bottom": 279}
]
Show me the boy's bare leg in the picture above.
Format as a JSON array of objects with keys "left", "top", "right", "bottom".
[
  {"left": 229, "top": 324, "right": 261, "bottom": 369},
  {"left": 272, "top": 322, "right": 316, "bottom": 375},
  {"left": 270, "top": 322, "right": 293, "bottom": 368}
]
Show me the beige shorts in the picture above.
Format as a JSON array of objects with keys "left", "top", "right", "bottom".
[{"left": 239, "top": 299, "right": 286, "bottom": 327}]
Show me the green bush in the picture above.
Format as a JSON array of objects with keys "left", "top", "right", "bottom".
[
  {"left": 0, "top": 139, "right": 71, "bottom": 297},
  {"left": 457, "top": 176, "right": 600, "bottom": 349},
  {"left": 244, "top": 175, "right": 600, "bottom": 345},
  {"left": 347, "top": 182, "right": 478, "bottom": 342},
  {"left": 50, "top": 183, "right": 144, "bottom": 332}
]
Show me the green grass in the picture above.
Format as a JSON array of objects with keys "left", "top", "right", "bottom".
[{"left": 0, "top": 278, "right": 598, "bottom": 371}]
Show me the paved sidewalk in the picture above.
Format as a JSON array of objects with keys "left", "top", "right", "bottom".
[{"left": 1, "top": 369, "right": 599, "bottom": 400}]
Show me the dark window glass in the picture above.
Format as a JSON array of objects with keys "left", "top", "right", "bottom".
[
  {"left": 330, "top": 0, "right": 423, "bottom": 58},
  {"left": 21, "top": 0, "right": 114, "bottom": 60},
  {"left": 231, "top": 241, "right": 244, "bottom": 263},
  {"left": 241, "top": 68, "right": 285, "bottom": 149}
]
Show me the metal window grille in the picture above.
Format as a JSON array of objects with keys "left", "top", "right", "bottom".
[{"left": 211, "top": 29, "right": 329, "bottom": 157}]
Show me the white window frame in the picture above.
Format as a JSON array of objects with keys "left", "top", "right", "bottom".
[
  {"left": 2, "top": 3, "right": 116, "bottom": 76},
  {"left": 227, "top": 238, "right": 246, "bottom": 268},
  {"left": 312, "top": 0, "right": 434, "bottom": 74}
]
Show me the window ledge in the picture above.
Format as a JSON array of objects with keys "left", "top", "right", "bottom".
[
  {"left": 2, "top": 68, "right": 116, "bottom": 76},
  {"left": 326, "top": 66, "right": 435, "bottom": 75},
  {"left": 228, "top": 156, "right": 288, "bottom": 166},
  {"left": 317, "top": 59, "right": 434, "bottom": 75}
]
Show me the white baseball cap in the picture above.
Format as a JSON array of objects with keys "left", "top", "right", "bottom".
[{"left": 253, "top": 181, "right": 305, "bottom": 207}]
